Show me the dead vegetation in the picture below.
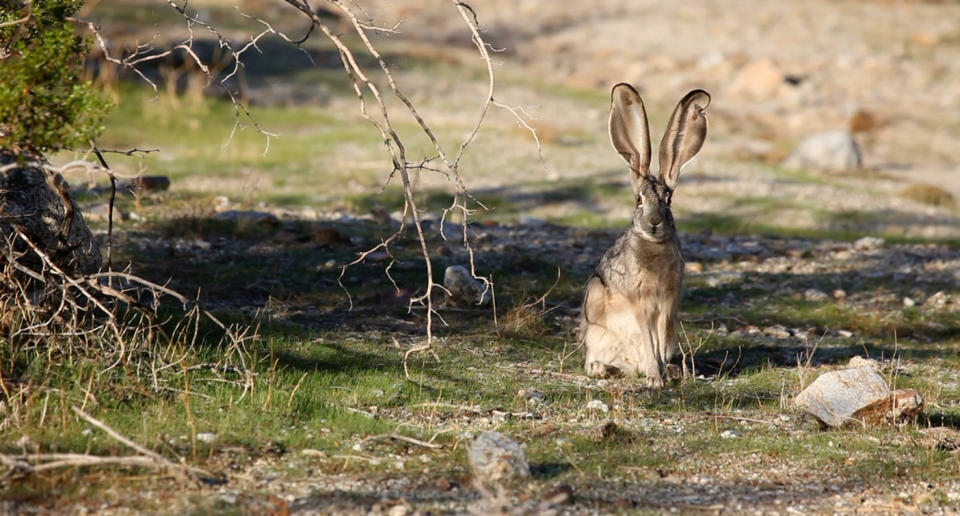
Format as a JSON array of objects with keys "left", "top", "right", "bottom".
[{"left": 901, "top": 183, "right": 957, "bottom": 208}]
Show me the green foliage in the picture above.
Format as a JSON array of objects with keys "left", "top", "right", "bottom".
[{"left": 0, "top": 0, "right": 110, "bottom": 151}]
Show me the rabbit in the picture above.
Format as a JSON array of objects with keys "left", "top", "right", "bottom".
[{"left": 580, "top": 83, "right": 710, "bottom": 387}]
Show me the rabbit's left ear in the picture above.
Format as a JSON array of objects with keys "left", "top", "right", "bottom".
[
  {"left": 658, "top": 89, "right": 710, "bottom": 189},
  {"left": 609, "top": 83, "right": 652, "bottom": 193}
]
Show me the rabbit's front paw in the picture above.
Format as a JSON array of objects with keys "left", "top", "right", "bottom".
[{"left": 585, "top": 361, "right": 617, "bottom": 378}]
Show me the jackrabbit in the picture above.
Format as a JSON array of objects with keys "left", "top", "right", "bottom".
[{"left": 580, "top": 84, "right": 710, "bottom": 387}]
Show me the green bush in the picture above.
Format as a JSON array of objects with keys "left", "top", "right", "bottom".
[{"left": 0, "top": 0, "right": 110, "bottom": 151}]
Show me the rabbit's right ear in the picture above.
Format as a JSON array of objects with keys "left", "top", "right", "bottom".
[
  {"left": 609, "top": 83, "right": 652, "bottom": 193},
  {"left": 658, "top": 89, "right": 710, "bottom": 190}
]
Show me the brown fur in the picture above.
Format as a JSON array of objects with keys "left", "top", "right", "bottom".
[{"left": 580, "top": 84, "right": 710, "bottom": 387}]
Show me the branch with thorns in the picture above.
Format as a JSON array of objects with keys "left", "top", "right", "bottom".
[{"left": 75, "top": 0, "right": 545, "bottom": 377}]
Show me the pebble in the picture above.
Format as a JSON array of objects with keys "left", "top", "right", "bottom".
[
  {"left": 585, "top": 399, "right": 610, "bottom": 413},
  {"left": 853, "top": 236, "right": 885, "bottom": 250},
  {"left": 720, "top": 429, "right": 739, "bottom": 439},
  {"left": 803, "top": 288, "right": 829, "bottom": 302},
  {"left": 903, "top": 297, "right": 916, "bottom": 307},
  {"left": 468, "top": 432, "right": 530, "bottom": 486},
  {"left": 443, "top": 265, "right": 490, "bottom": 307},
  {"left": 849, "top": 356, "right": 881, "bottom": 370},
  {"left": 196, "top": 432, "right": 216, "bottom": 443},
  {"left": 518, "top": 389, "right": 546, "bottom": 406},
  {"left": 763, "top": 324, "right": 791, "bottom": 338},
  {"left": 926, "top": 291, "right": 950, "bottom": 308}
]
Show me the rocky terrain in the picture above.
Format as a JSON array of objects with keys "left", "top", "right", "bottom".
[{"left": 4, "top": 0, "right": 960, "bottom": 514}]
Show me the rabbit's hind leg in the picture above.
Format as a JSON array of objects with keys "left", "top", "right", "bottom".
[{"left": 582, "top": 322, "right": 628, "bottom": 377}]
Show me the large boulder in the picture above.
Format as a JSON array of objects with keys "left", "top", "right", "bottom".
[{"left": 0, "top": 151, "right": 101, "bottom": 276}]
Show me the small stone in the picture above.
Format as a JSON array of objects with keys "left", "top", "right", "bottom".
[
  {"left": 804, "top": 289, "right": 829, "bottom": 302},
  {"left": 853, "top": 236, "right": 885, "bottom": 250},
  {"left": 518, "top": 389, "right": 546, "bottom": 406},
  {"left": 543, "top": 484, "right": 573, "bottom": 505},
  {"left": 720, "top": 429, "right": 739, "bottom": 439},
  {"left": 926, "top": 291, "right": 950, "bottom": 308},
  {"left": 587, "top": 420, "right": 620, "bottom": 443},
  {"left": 196, "top": 432, "right": 216, "bottom": 443},
  {"left": 435, "top": 477, "right": 453, "bottom": 491},
  {"left": 763, "top": 324, "right": 791, "bottom": 338},
  {"left": 443, "top": 265, "right": 490, "bottom": 307},
  {"left": 848, "top": 356, "right": 881, "bottom": 371},
  {"left": 468, "top": 432, "right": 530, "bottom": 486},
  {"left": 833, "top": 289, "right": 847, "bottom": 300},
  {"left": 837, "top": 330, "right": 854, "bottom": 338},
  {"left": 82, "top": 202, "right": 126, "bottom": 223},
  {"left": 387, "top": 504, "right": 410, "bottom": 516},
  {"left": 15, "top": 434, "right": 35, "bottom": 450},
  {"left": 919, "top": 427, "right": 960, "bottom": 451},
  {"left": 903, "top": 297, "right": 916, "bottom": 308},
  {"left": 585, "top": 399, "right": 609, "bottom": 413},
  {"left": 784, "top": 131, "right": 862, "bottom": 172},
  {"left": 212, "top": 196, "right": 230, "bottom": 212},
  {"left": 794, "top": 367, "right": 891, "bottom": 428},
  {"left": 214, "top": 210, "right": 280, "bottom": 231},
  {"left": 730, "top": 325, "right": 761, "bottom": 337}
]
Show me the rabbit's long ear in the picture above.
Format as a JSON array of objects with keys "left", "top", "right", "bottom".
[
  {"left": 658, "top": 89, "right": 710, "bottom": 189},
  {"left": 609, "top": 83, "right": 652, "bottom": 192}
]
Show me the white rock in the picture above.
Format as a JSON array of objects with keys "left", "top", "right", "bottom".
[
  {"left": 720, "top": 429, "right": 739, "bottom": 439},
  {"left": 784, "top": 131, "right": 862, "bottom": 171},
  {"left": 903, "top": 297, "right": 916, "bottom": 307},
  {"left": 926, "top": 291, "right": 950, "bottom": 308},
  {"left": 196, "top": 432, "right": 216, "bottom": 443},
  {"left": 803, "top": 289, "right": 829, "bottom": 302},
  {"left": 468, "top": 431, "right": 530, "bottom": 486},
  {"left": 387, "top": 505, "right": 410, "bottom": 516},
  {"left": 794, "top": 367, "right": 890, "bottom": 427},
  {"left": 853, "top": 236, "right": 885, "bottom": 250},
  {"left": 585, "top": 399, "right": 610, "bottom": 413},
  {"left": 443, "top": 265, "right": 490, "bottom": 307},
  {"left": 848, "top": 356, "right": 881, "bottom": 371}
]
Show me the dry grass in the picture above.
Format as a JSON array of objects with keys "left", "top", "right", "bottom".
[{"left": 900, "top": 183, "right": 957, "bottom": 208}]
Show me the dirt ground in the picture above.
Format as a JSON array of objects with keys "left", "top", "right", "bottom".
[{"left": 5, "top": 0, "right": 960, "bottom": 514}]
